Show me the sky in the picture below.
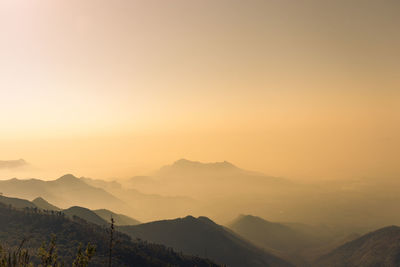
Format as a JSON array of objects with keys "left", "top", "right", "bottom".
[{"left": 0, "top": 0, "right": 399, "bottom": 180}]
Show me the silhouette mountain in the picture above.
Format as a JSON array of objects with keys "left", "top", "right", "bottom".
[
  {"left": 32, "top": 197, "right": 61, "bottom": 211},
  {"left": 94, "top": 209, "right": 140, "bottom": 226},
  {"left": 63, "top": 206, "right": 109, "bottom": 226},
  {"left": 119, "top": 215, "right": 293, "bottom": 267},
  {"left": 315, "top": 225, "right": 400, "bottom": 267}
]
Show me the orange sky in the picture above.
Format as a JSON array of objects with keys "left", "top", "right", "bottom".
[{"left": 0, "top": 0, "right": 399, "bottom": 180}]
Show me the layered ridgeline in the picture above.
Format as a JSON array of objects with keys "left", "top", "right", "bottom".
[
  {"left": 32, "top": 197, "right": 61, "bottom": 211},
  {"left": 315, "top": 226, "right": 400, "bottom": 267},
  {"left": 0, "top": 195, "right": 293, "bottom": 266},
  {"left": 0, "top": 203, "right": 219, "bottom": 267},
  {"left": 0, "top": 195, "right": 139, "bottom": 227},
  {"left": 119, "top": 216, "right": 293, "bottom": 267},
  {"left": 127, "top": 159, "right": 400, "bottom": 227},
  {"left": 227, "top": 214, "right": 361, "bottom": 265},
  {"left": 129, "top": 159, "right": 287, "bottom": 198},
  {"left": 127, "top": 159, "right": 293, "bottom": 222},
  {"left": 0, "top": 174, "right": 125, "bottom": 211},
  {"left": 82, "top": 176, "right": 195, "bottom": 221},
  {"left": 0, "top": 173, "right": 195, "bottom": 222},
  {"left": 94, "top": 209, "right": 141, "bottom": 226},
  {"left": 4, "top": 160, "right": 400, "bottom": 226}
]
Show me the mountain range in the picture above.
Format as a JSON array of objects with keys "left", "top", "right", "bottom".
[
  {"left": 2, "top": 192, "right": 400, "bottom": 266},
  {"left": 0, "top": 202, "right": 219, "bottom": 266},
  {"left": 227, "top": 214, "right": 362, "bottom": 265}
]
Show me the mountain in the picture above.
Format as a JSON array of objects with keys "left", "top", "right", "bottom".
[
  {"left": 0, "top": 174, "right": 128, "bottom": 212},
  {"left": 63, "top": 206, "right": 109, "bottom": 226},
  {"left": 0, "top": 195, "right": 36, "bottom": 209},
  {"left": 127, "top": 159, "right": 292, "bottom": 222},
  {"left": 158, "top": 158, "right": 240, "bottom": 175},
  {"left": 0, "top": 173, "right": 197, "bottom": 222},
  {"left": 130, "top": 159, "right": 286, "bottom": 198},
  {"left": 228, "top": 215, "right": 309, "bottom": 252},
  {"left": 94, "top": 209, "right": 140, "bottom": 226},
  {"left": 119, "top": 216, "right": 293, "bottom": 267},
  {"left": 0, "top": 159, "right": 28, "bottom": 169},
  {"left": 0, "top": 203, "right": 220, "bottom": 267},
  {"left": 315, "top": 225, "right": 400, "bottom": 267},
  {"left": 228, "top": 214, "right": 349, "bottom": 265},
  {"left": 32, "top": 197, "right": 61, "bottom": 211},
  {"left": 228, "top": 214, "right": 366, "bottom": 265}
]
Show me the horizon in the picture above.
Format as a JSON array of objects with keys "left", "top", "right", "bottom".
[{"left": 1, "top": 0, "right": 399, "bottom": 181}]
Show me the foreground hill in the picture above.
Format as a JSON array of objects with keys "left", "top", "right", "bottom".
[
  {"left": 32, "top": 197, "right": 61, "bottom": 211},
  {"left": 119, "top": 216, "right": 293, "bottom": 267},
  {"left": 0, "top": 203, "right": 219, "bottom": 267},
  {"left": 1, "top": 194, "right": 138, "bottom": 227},
  {"left": 63, "top": 206, "right": 109, "bottom": 226},
  {"left": 94, "top": 209, "right": 140, "bottom": 225},
  {"left": 315, "top": 225, "right": 400, "bottom": 267}
]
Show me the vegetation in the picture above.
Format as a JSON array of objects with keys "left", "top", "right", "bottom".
[
  {"left": 0, "top": 236, "right": 95, "bottom": 267},
  {"left": 0, "top": 203, "right": 220, "bottom": 267}
]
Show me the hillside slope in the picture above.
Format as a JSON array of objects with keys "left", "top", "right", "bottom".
[
  {"left": 32, "top": 197, "right": 61, "bottom": 211},
  {"left": 0, "top": 203, "right": 220, "bottom": 267},
  {"left": 315, "top": 225, "right": 400, "bottom": 267},
  {"left": 228, "top": 215, "right": 308, "bottom": 252},
  {"left": 63, "top": 206, "right": 109, "bottom": 226},
  {"left": 119, "top": 216, "right": 293, "bottom": 267},
  {"left": 0, "top": 195, "right": 36, "bottom": 209},
  {"left": 94, "top": 209, "right": 140, "bottom": 226}
]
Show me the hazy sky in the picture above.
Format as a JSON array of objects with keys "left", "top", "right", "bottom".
[{"left": 0, "top": 0, "right": 399, "bottom": 180}]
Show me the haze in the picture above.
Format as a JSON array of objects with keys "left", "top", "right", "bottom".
[
  {"left": 2, "top": 2, "right": 400, "bottom": 266},
  {"left": 1, "top": 0, "right": 399, "bottom": 181}
]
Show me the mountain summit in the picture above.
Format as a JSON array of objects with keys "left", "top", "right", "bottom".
[
  {"left": 56, "top": 174, "right": 80, "bottom": 183},
  {"left": 173, "top": 158, "right": 237, "bottom": 169},
  {"left": 158, "top": 159, "right": 240, "bottom": 176}
]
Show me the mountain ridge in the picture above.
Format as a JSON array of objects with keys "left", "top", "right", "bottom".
[
  {"left": 119, "top": 215, "right": 293, "bottom": 267},
  {"left": 315, "top": 225, "right": 400, "bottom": 267}
]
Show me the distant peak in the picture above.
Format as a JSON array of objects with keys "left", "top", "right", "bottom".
[
  {"left": 56, "top": 174, "right": 80, "bottom": 182},
  {"left": 181, "top": 215, "right": 216, "bottom": 225},
  {"left": 170, "top": 159, "right": 238, "bottom": 170}
]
